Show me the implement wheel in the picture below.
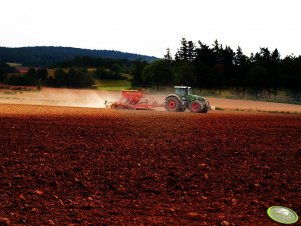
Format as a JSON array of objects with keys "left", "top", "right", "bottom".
[
  {"left": 165, "top": 96, "right": 181, "bottom": 112},
  {"left": 189, "top": 100, "right": 204, "bottom": 113}
]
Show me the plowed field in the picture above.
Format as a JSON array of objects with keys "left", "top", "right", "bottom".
[{"left": 0, "top": 104, "right": 301, "bottom": 225}]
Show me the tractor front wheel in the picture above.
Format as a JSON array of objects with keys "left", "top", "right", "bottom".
[
  {"left": 189, "top": 100, "right": 204, "bottom": 113},
  {"left": 165, "top": 96, "right": 181, "bottom": 112}
]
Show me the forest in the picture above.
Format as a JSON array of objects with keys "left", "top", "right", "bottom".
[
  {"left": 0, "top": 46, "right": 157, "bottom": 67},
  {"left": 133, "top": 39, "right": 301, "bottom": 91}
]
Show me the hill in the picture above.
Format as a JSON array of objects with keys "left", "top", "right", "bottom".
[{"left": 0, "top": 46, "right": 158, "bottom": 67}]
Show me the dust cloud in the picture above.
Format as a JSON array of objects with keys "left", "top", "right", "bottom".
[
  {"left": 0, "top": 88, "right": 170, "bottom": 110},
  {"left": 0, "top": 88, "right": 121, "bottom": 109}
]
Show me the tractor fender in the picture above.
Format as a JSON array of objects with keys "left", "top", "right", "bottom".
[{"left": 165, "top": 94, "right": 182, "bottom": 102}]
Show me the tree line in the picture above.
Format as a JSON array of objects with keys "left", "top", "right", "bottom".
[
  {"left": 0, "top": 56, "right": 133, "bottom": 88},
  {"left": 0, "top": 65, "right": 97, "bottom": 88},
  {"left": 51, "top": 56, "right": 132, "bottom": 76},
  {"left": 132, "top": 38, "right": 301, "bottom": 96}
]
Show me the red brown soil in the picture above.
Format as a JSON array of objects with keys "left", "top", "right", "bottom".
[{"left": 0, "top": 104, "right": 301, "bottom": 225}]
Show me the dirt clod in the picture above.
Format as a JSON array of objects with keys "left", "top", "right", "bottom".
[
  {"left": 0, "top": 217, "right": 11, "bottom": 225},
  {"left": 221, "top": 221, "right": 231, "bottom": 226}
]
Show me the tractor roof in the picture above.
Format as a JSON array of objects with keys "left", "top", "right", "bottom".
[{"left": 174, "top": 86, "right": 191, "bottom": 89}]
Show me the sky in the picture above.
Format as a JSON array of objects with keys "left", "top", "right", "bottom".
[{"left": 1, "top": 0, "right": 301, "bottom": 58}]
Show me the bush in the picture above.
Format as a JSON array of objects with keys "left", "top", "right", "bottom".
[
  {"left": 4, "top": 73, "right": 36, "bottom": 86},
  {"left": 94, "top": 67, "right": 123, "bottom": 80}
]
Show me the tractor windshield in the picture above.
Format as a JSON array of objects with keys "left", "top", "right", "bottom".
[{"left": 175, "top": 88, "right": 187, "bottom": 97}]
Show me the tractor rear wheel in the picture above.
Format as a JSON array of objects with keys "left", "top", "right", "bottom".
[
  {"left": 165, "top": 96, "right": 181, "bottom": 112},
  {"left": 189, "top": 100, "right": 204, "bottom": 113}
]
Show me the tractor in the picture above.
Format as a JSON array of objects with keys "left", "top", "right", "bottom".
[{"left": 165, "top": 86, "right": 210, "bottom": 113}]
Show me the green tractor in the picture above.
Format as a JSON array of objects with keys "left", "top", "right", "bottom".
[{"left": 165, "top": 86, "right": 210, "bottom": 113}]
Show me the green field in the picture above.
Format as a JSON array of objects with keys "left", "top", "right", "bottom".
[
  {"left": 95, "top": 79, "right": 131, "bottom": 91},
  {"left": 197, "top": 88, "right": 301, "bottom": 105}
]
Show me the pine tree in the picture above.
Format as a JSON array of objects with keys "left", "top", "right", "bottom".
[
  {"left": 187, "top": 41, "right": 195, "bottom": 62},
  {"left": 164, "top": 48, "right": 172, "bottom": 61}
]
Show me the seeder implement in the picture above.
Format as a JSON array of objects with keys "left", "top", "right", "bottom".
[{"left": 105, "top": 90, "right": 163, "bottom": 110}]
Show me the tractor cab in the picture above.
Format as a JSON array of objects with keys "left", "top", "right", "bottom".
[{"left": 174, "top": 86, "right": 191, "bottom": 98}]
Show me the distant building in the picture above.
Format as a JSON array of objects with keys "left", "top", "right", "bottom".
[{"left": 17, "top": 67, "right": 29, "bottom": 73}]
